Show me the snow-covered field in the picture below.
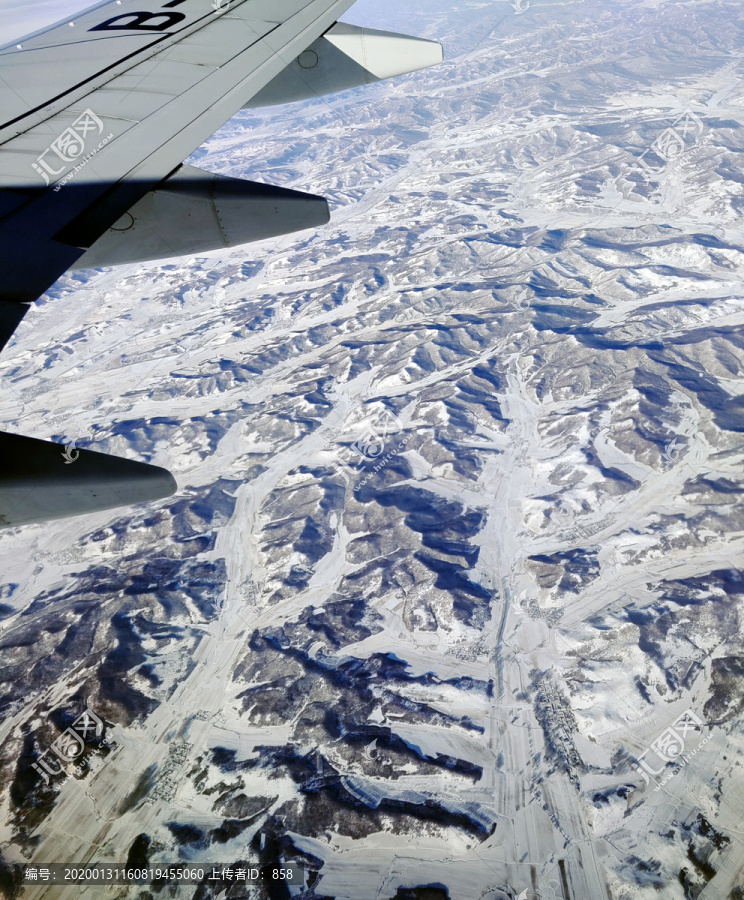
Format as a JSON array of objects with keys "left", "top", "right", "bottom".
[{"left": 2, "top": 0, "right": 744, "bottom": 898}]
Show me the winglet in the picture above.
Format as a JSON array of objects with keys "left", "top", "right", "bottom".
[{"left": 245, "top": 23, "right": 443, "bottom": 109}]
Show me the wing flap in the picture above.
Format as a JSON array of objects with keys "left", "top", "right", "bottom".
[
  {"left": 0, "top": 302, "right": 30, "bottom": 353},
  {"left": 73, "top": 164, "right": 330, "bottom": 268},
  {"left": 0, "top": 431, "right": 177, "bottom": 527}
]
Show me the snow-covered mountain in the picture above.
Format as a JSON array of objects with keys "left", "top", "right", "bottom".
[{"left": 1, "top": 1, "right": 744, "bottom": 898}]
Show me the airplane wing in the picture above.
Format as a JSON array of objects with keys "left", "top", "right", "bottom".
[{"left": 0, "top": 0, "right": 442, "bottom": 526}]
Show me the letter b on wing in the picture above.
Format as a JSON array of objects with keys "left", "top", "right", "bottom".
[{"left": 89, "top": 11, "right": 186, "bottom": 32}]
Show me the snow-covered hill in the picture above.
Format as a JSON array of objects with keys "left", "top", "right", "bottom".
[{"left": 2, "top": 1, "right": 744, "bottom": 898}]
